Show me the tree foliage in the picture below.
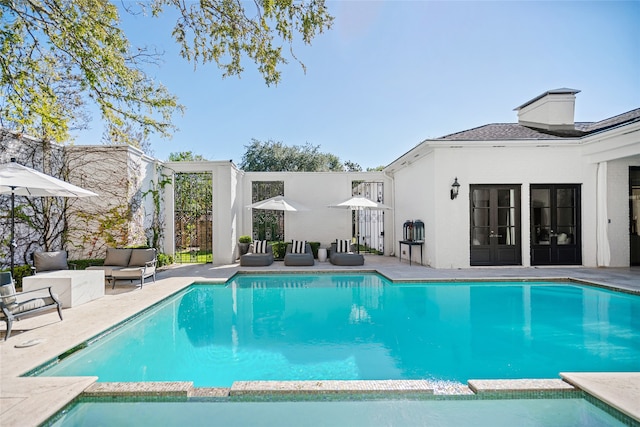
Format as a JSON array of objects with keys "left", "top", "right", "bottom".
[
  {"left": 168, "top": 151, "right": 208, "bottom": 162},
  {"left": 240, "top": 138, "right": 348, "bottom": 172},
  {"left": 0, "top": 0, "right": 333, "bottom": 144},
  {"left": 155, "top": 0, "right": 334, "bottom": 86},
  {"left": 0, "top": 0, "right": 181, "bottom": 143}
]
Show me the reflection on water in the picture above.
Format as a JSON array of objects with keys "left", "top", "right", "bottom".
[{"left": 41, "top": 274, "right": 640, "bottom": 386}]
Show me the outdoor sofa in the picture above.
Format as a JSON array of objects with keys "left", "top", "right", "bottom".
[
  {"left": 240, "top": 241, "right": 274, "bottom": 267},
  {"left": 87, "top": 247, "right": 157, "bottom": 288},
  {"left": 329, "top": 240, "right": 364, "bottom": 266},
  {"left": 0, "top": 271, "right": 63, "bottom": 340},
  {"left": 284, "top": 241, "right": 315, "bottom": 266}
]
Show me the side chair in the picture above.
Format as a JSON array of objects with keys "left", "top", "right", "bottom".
[{"left": 0, "top": 272, "right": 63, "bottom": 340}]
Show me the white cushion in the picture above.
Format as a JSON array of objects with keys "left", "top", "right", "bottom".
[
  {"left": 104, "top": 248, "right": 132, "bottom": 266},
  {"left": 129, "top": 248, "right": 156, "bottom": 267}
]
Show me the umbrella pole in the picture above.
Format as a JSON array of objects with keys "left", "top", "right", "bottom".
[
  {"left": 9, "top": 189, "right": 16, "bottom": 276},
  {"left": 356, "top": 210, "right": 360, "bottom": 254}
]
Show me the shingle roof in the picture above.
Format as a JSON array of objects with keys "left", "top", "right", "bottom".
[{"left": 437, "top": 108, "right": 640, "bottom": 141}]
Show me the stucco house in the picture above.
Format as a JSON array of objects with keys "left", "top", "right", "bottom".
[
  {"left": 385, "top": 88, "right": 640, "bottom": 268},
  {"left": 2, "top": 88, "right": 639, "bottom": 271}
]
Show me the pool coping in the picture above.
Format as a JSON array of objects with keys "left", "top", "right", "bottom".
[
  {"left": 2, "top": 261, "right": 639, "bottom": 426},
  {"left": 80, "top": 378, "right": 577, "bottom": 398}
]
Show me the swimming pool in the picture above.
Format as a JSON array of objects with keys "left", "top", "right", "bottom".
[
  {"left": 48, "top": 396, "right": 630, "bottom": 427},
  {"left": 34, "top": 273, "right": 640, "bottom": 386}
]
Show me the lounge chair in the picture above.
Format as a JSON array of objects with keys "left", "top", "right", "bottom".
[
  {"left": 284, "top": 241, "right": 315, "bottom": 266},
  {"left": 240, "top": 241, "right": 274, "bottom": 266},
  {"left": 0, "top": 271, "right": 63, "bottom": 340},
  {"left": 329, "top": 240, "right": 364, "bottom": 266},
  {"left": 31, "top": 250, "right": 75, "bottom": 274}
]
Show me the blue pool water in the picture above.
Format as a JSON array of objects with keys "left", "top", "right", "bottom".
[
  {"left": 49, "top": 398, "right": 627, "bottom": 427},
  {"left": 37, "top": 273, "right": 640, "bottom": 386}
]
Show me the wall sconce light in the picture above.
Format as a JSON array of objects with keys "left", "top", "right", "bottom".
[{"left": 450, "top": 177, "right": 460, "bottom": 200}]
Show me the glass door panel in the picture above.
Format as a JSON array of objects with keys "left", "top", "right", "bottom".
[
  {"left": 497, "top": 189, "right": 517, "bottom": 245},
  {"left": 531, "top": 184, "right": 581, "bottom": 265},
  {"left": 471, "top": 189, "right": 490, "bottom": 246},
  {"left": 470, "top": 185, "right": 521, "bottom": 266},
  {"left": 630, "top": 167, "right": 640, "bottom": 266}
]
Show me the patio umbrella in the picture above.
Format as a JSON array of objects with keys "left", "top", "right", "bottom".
[
  {"left": 247, "top": 195, "right": 309, "bottom": 211},
  {"left": 0, "top": 158, "right": 98, "bottom": 275},
  {"left": 328, "top": 196, "right": 391, "bottom": 211},
  {"left": 246, "top": 196, "right": 308, "bottom": 242},
  {"left": 328, "top": 196, "right": 391, "bottom": 253}
]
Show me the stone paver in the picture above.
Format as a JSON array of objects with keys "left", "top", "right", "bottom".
[{"left": 562, "top": 372, "right": 640, "bottom": 422}]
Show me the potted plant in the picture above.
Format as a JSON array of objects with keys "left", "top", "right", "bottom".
[{"left": 238, "top": 235, "right": 252, "bottom": 257}]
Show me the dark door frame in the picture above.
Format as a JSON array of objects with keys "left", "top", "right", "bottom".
[
  {"left": 530, "top": 184, "right": 582, "bottom": 266},
  {"left": 470, "top": 184, "right": 522, "bottom": 266},
  {"left": 630, "top": 167, "right": 640, "bottom": 266}
]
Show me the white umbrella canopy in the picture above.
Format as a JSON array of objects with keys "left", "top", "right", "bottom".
[
  {"left": 247, "top": 195, "right": 309, "bottom": 212},
  {"left": 328, "top": 195, "right": 391, "bottom": 210},
  {"left": 0, "top": 158, "right": 98, "bottom": 275},
  {"left": 328, "top": 196, "right": 391, "bottom": 254},
  {"left": 0, "top": 160, "right": 98, "bottom": 198}
]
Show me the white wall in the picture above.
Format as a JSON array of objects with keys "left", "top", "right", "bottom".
[
  {"left": 242, "top": 171, "right": 393, "bottom": 252},
  {"left": 163, "top": 160, "right": 242, "bottom": 265},
  {"left": 607, "top": 156, "right": 640, "bottom": 266},
  {"left": 392, "top": 152, "right": 435, "bottom": 265},
  {"left": 392, "top": 142, "right": 591, "bottom": 268}
]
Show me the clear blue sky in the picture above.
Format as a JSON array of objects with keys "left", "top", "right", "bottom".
[{"left": 73, "top": 1, "right": 640, "bottom": 169}]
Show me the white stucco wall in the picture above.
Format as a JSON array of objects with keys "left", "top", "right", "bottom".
[
  {"left": 163, "top": 160, "right": 242, "bottom": 265},
  {"left": 242, "top": 171, "right": 393, "bottom": 253},
  {"left": 582, "top": 123, "right": 640, "bottom": 267},
  {"left": 393, "top": 142, "right": 591, "bottom": 268},
  {"left": 67, "top": 145, "right": 158, "bottom": 258},
  {"left": 607, "top": 157, "right": 640, "bottom": 267},
  {"left": 390, "top": 152, "right": 435, "bottom": 265}
]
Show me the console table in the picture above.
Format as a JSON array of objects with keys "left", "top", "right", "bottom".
[
  {"left": 23, "top": 270, "right": 105, "bottom": 308},
  {"left": 399, "top": 240, "right": 424, "bottom": 266}
]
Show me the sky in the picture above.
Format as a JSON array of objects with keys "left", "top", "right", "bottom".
[{"left": 72, "top": 1, "right": 640, "bottom": 169}]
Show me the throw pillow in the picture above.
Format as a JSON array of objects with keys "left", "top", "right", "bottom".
[
  {"left": 34, "top": 251, "right": 68, "bottom": 272},
  {"left": 0, "top": 274, "right": 17, "bottom": 307},
  {"left": 104, "top": 248, "right": 133, "bottom": 267},
  {"left": 254, "top": 240, "right": 268, "bottom": 254},
  {"left": 337, "top": 239, "right": 351, "bottom": 253},
  {"left": 292, "top": 240, "right": 306, "bottom": 254}
]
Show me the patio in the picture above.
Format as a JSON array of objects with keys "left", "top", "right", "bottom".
[{"left": 1, "top": 257, "right": 639, "bottom": 426}]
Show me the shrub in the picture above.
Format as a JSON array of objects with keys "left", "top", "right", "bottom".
[
  {"left": 3, "top": 265, "right": 32, "bottom": 289},
  {"left": 157, "top": 253, "right": 174, "bottom": 267},
  {"left": 72, "top": 259, "right": 105, "bottom": 269},
  {"left": 238, "top": 235, "right": 252, "bottom": 243},
  {"left": 271, "top": 241, "right": 287, "bottom": 259},
  {"left": 309, "top": 241, "right": 321, "bottom": 258}
]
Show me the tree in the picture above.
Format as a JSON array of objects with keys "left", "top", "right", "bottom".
[
  {"left": 240, "top": 138, "right": 345, "bottom": 172},
  {"left": 0, "top": 1, "right": 333, "bottom": 143},
  {"left": 168, "top": 151, "right": 208, "bottom": 162},
  {"left": 344, "top": 161, "right": 362, "bottom": 172}
]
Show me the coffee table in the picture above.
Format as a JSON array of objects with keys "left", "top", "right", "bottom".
[{"left": 22, "top": 270, "right": 105, "bottom": 308}]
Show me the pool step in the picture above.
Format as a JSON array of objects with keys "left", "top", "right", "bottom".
[
  {"left": 468, "top": 379, "right": 578, "bottom": 397},
  {"left": 230, "top": 380, "right": 436, "bottom": 396}
]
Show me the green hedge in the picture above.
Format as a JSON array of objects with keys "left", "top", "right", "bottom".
[
  {"left": 2, "top": 264, "right": 32, "bottom": 289},
  {"left": 270, "top": 241, "right": 288, "bottom": 260}
]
